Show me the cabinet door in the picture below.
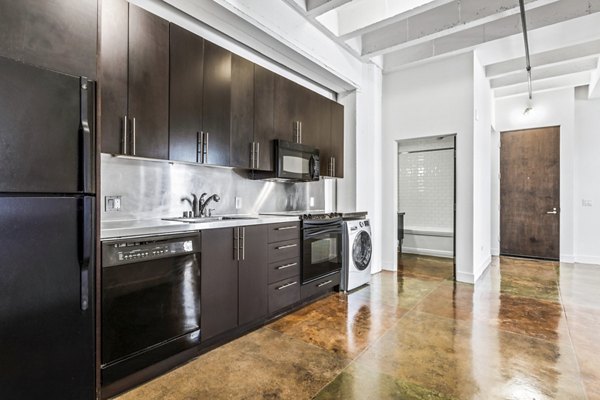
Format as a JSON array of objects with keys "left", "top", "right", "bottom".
[
  {"left": 128, "top": 4, "right": 169, "bottom": 160},
  {"left": 230, "top": 54, "right": 254, "bottom": 169},
  {"left": 254, "top": 65, "right": 276, "bottom": 171},
  {"left": 201, "top": 228, "right": 238, "bottom": 341},
  {"left": 99, "top": 0, "right": 128, "bottom": 154},
  {"left": 202, "top": 41, "right": 231, "bottom": 166},
  {"left": 0, "top": 0, "right": 97, "bottom": 79},
  {"left": 238, "top": 225, "right": 268, "bottom": 326},
  {"left": 169, "top": 24, "right": 204, "bottom": 163},
  {"left": 330, "top": 101, "right": 344, "bottom": 178},
  {"left": 274, "top": 75, "right": 301, "bottom": 143}
]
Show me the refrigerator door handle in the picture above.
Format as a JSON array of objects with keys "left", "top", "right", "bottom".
[
  {"left": 78, "top": 197, "right": 93, "bottom": 311},
  {"left": 79, "top": 78, "right": 95, "bottom": 194}
]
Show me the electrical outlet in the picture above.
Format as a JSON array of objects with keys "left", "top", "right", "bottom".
[
  {"left": 309, "top": 197, "right": 315, "bottom": 207},
  {"left": 235, "top": 197, "right": 242, "bottom": 209},
  {"left": 582, "top": 199, "right": 593, "bottom": 207},
  {"left": 105, "top": 196, "right": 121, "bottom": 212}
]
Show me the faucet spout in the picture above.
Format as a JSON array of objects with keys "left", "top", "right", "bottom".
[{"left": 199, "top": 194, "right": 221, "bottom": 217}]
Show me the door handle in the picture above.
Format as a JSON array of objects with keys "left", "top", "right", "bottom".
[
  {"left": 317, "top": 280, "right": 333, "bottom": 288},
  {"left": 197, "top": 132, "right": 203, "bottom": 163},
  {"left": 241, "top": 227, "right": 245, "bottom": 260},
  {"left": 131, "top": 117, "right": 137, "bottom": 156},
  {"left": 79, "top": 78, "right": 94, "bottom": 194},
  {"left": 255, "top": 142, "right": 260, "bottom": 169},
  {"left": 276, "top": 262, "right": 297, "bottom": 270},
  {"left": 122, "top": 115, "right": 128, "bottom": 155},
  {"left": 546, "top": 208, "right": 558, "bottom": 215},
  {"left": 276, "top": 281, "right": 297, "bottom": 291},
  {"left": 233, "top": 227, "right": 239, "bottom": 260},
  {"left": 78, "top": 197, "right": 94, "bottom": 311},
  {"left": 276, "top": 244, "right": 297, "bottom": 250},
  {"left": 203, "top": 132, "right": 209, "bottom": 163},
  {"left": 275, "top": 226, "right": 297, "bottom": 231}
]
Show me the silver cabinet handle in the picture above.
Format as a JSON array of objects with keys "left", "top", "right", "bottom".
[
  {"left": 276, "top": 262, "right": 297, "bottom": 270},
  {"left": 204, "top": 132, "right": 209, "bottom": 163},
  {"left": 234, "top": 227, "right": 239, "bottom": 260},
  {"left": 546, "top": 207, "right": 558, "bottom": 215},
  {"left": 276, "top": 281, "right": 297, "bottom": 290},
  {"left": 122, "top": 115, "right": 128, "bottom": 154},
  {"left": 131, "top": 117, "right": 136, "bottom": 156},
  {"left": 255, "top": 142, "right": 260, "bottom": 169},
  {"left": 332, "top": 157, "right": 336, "bottom": 177},
  {"left": 276, "top": 244, "right": 297, "bottom": 250},
  {"left": 241, "top": 227, "right": 245, "bottom": 260},
  {"left": 197, "top": 132, "right": 204, "bottom": 163},
  {"left": 317, "top": 280, "right": 333, "bottom": 288},
  {"left": 250, "top": 142, "right": 255, "bottom": 169},
  {"left": 276, "top": 226, "right": 297, "bottom": 231}
]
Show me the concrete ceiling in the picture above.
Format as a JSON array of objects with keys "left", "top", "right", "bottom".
[{"left": 283, "top": 0, "right": 600, "bottom": 98}]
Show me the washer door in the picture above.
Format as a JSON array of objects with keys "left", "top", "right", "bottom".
[{"left": 352, "top": 231, "right": 372, "bottom": 271}]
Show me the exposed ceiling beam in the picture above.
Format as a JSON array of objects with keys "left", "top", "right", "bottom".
[
  {"left": 338, "top": 0, "right": 455, "bottom": 40},
  {"left": 494, "top": 70, "right": 592, "bottom": 98},
  {"left": 306, "top": 0, "right": 352, "bottom": 16},
  {"left": 383, "top": 0, "right": 600, "bottom": 71},
  {"left": 486, "top": 39, "right": 600, "bottom": 78},
  {"left": 589, "top": 60, "right": 600, "bottom": 98},
  {"left": 360, "top": 0, "right": 557, "bottom": 58},
  {"left": 490, "top": 58, "right": 599, "bottom": 88}
]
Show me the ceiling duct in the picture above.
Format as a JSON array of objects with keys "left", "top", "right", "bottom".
[{"left": 519, "top": 0, "right": 533, "bottom": 100}]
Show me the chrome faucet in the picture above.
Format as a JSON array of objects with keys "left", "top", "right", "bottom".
[
  {"left": 199, "top": 193, "right": 220, "bottom": 217},
  {"left": 181, "top": 192, "right": 220, "bottom": 218}
]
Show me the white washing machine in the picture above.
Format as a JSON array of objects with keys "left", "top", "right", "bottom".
[{"left": 341, "top": 219, "right": 373, "bottom": 292}]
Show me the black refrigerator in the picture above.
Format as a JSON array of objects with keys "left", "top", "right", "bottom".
[{"left": 0, "top": 56, "right": 96, "bottom": 399}]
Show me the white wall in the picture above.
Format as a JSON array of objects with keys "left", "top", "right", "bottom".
[
  {"left": 494, "top": 88, "right": 576, "bottom": 262},
  {"left": 382, "top": 52, "right": 477, "bottom": 283},
  {"left": 473, "top": 54, "right": 493, "bottom": 279},
  {"left": 574, "top": 87, "right": 600, "bottom": 264}
]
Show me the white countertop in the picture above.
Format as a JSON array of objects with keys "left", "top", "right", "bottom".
[{"left": 101, "top": 215, "right": 300, "bottom": 240}]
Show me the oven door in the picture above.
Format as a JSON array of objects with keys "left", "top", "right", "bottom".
[
  {"left": 101, "top": 251, "right": 201, "bottom": 368},
  {"left": 302, "top": 224, "right": 342, "bottom": 283}
]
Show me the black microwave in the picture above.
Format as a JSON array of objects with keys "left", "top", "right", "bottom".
[{"left": 252, "top": 140, "right": 320, "bottom": 182}]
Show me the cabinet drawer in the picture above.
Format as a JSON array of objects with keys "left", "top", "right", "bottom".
[
  {"left": 268, "top": 222, "right": 300, "bottom": 243},
  {"left": 268, "top": 276, "right": 300, "bottom": 314},
  {"left": 268, "top": 239, "right": 300, "bottom": 263},
  {"left": 301, "top": 272, "right": 341, "bottom": 300},
  {"left": 268, "top": 258, "right": 300, "bottom": 284}
]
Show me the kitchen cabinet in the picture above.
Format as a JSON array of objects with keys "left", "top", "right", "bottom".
[
  {"left": 201, "top": 225, "right": 268, "bottom": 340},
  {"left": 0, "top": 0, "right": 97, "bottom": 79},
  {"left": 202, "top": 41, "right": 232, "bottom": 166},
  {"left": 238, "top": 225, "right": 268, "bottom": 326},
  {"left": 254, "top": 65, "right": 277, "bottom": 171},
  {"left": 169, "top": 24, "right": 204, "bottom": 163},
  {"left": 230, "top": 54, "right": 255, "bottom": 169},
  {"left": 273, "top": 75, "right": 303, "bottom": 144},
  {"left": 100, "top": 0, "right": 169, "bottom": 159},
  {"left": 329, "top": 101, "right": 345, "bottom": 178},
  {"left": 201, "top": 228, "right": 238, "bottom": 341}
]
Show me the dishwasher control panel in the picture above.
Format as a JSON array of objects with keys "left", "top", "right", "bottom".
[{"left": 102, "top": 234, "right": 200, "bottom": 267}]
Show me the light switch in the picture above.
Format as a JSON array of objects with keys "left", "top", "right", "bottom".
[
  {"left": 582, "top": 199, "right": 593, "bottom": 207},
  {"left": 309, "top": 197, "right": 315, "bottom": 207},
  {"left": 235, "top": 197, "right": 242, "bottom": 209},
  {"left": 105, "top": 196, "right": 122, "bottom": 212}
]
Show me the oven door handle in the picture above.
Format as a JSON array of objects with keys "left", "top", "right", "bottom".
[{"left": 304, "top": 228, "right": 342, "bottom": 239}]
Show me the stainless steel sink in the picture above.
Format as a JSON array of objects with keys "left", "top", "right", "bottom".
[{"left": 162, "top": 215, "right": 259, "bottom": 224}]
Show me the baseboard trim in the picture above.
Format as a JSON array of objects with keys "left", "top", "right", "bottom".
[
  {"left": 560, "top": 254, "right": 575, "bottom": 263},
  {"left": 381, "top": 260, "right": 396, "bottom": 271},
  {"left": 575, "top": 255, "right": 600, "bottom": 265},
  {"left": 455, "top": 271, "right": 474, "bottom": 284},
  {"left": 475, "top": 256, "right": 492, "bottom": 283},
  {"left": 402, "top": 247, "right": 453, "bottom": 259},
  {"left": 491, "top": 247, "right": 500, "bottom": 256}
]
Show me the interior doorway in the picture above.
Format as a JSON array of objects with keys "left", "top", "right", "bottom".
[
  {"left": 500, "top": 126, "right": 560, "bottom": 260},
  {"left": 396, "top": 135, "right": 456, "bottom": 280}
]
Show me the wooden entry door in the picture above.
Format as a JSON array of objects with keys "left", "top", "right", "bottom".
[{"left": 500, "top": 126, "right": 560, "bottom": 260}]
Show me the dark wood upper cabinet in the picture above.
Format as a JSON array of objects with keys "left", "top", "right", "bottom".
[
  {"left": 230, "top": 54, "right": 255, "bottom": 169},
  {"left": 238, "top": 225, "right": 268, "bottom": 326},
  {"left": 201, "top": 228, "right": 238, "bottom": 341},
  {"left": 0, "top": 0, "right": 97, "bottom": 79},
  {"left": 274, "top": 75, "right": 302, "bottom": 143},
  {"left": 254, "top": 65, "right": 276, "bottom": 171},
  {"left": 330, "top": 101, "right": 344, "bottom": 178},
  {"left": 202, "top": 41, "right": 232, "bottom": 166},
  {"left": 99, "top": 0, "right": 128, "bottom": 155},
  {"left": 99, "top": 0, "right": 169, "bottom": 159},
  {"left": 169, "top": 24, "right": 204, "bottom": 163},
  {"left": 128, "top": 5, "right": 169, "bottom": 160}
]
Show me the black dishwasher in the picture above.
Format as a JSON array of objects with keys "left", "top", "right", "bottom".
[{"left": 101, "top": 233, "right": 201, "bottom": 386}]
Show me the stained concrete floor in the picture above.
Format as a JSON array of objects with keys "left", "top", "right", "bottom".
[{"left": 117, "top": 255, "right": 600, "bottom": 400}]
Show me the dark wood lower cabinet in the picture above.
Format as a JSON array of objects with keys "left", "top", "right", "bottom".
[
  {"left": 201, "top": 228, "right": 238, "bottom": 341},
  {"left": 238, "top": 225, "right": 268, "bottom": 325}
]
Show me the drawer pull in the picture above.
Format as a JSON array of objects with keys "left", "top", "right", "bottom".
[
  {"left": 277, "top": 281, "right": 298, "bottom": 290},
  {"left": 317, "top": 280, "right": 333, "bottom": 288},
  {"left": 276, "top": 226, "right": 297, "bottom": 231},
  {"left": 276, "top": 262, "right": 297, "bottom": 270},
  {"left": 276, "top": 244, "right": 297, "bottom": 250}
]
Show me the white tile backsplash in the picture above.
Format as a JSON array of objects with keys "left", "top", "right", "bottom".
[{"left": 398, "top": 149, "right": 454, "bottom": 230}]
